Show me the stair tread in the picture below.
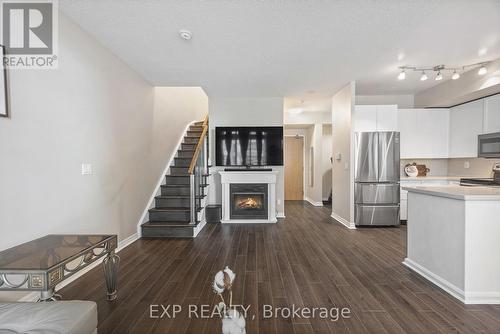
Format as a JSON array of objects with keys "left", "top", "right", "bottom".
[
  {"left": 156, "top": 195, "right": 206, "bottom": 199},
  {"left": 161, "top": 184, "right": 190, "bottom": 188},
  {"left": 142, "top": 221, "right": 198, "bottom": 228},
  {"left": 149, "top": 207, "right": 203, "bottom": 212}
]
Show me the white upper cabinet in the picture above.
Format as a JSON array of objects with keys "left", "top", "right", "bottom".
[
  {"left": 484, "top": 94, "right": 500, "bottom": 133},
  {"left": 398, "top": 109, "right": 418, "bottom": 159},
  {"left": 353, "top": 105, "right": 398, "bottom": 132},
  {"left": 353, "top": 105, "right": 377, "bottom": 132},
  {"left": 376, "top": 105, "right": 398, "bottom": 131},
  {"left": 449, "top": 99, "right": 484, "bottom": 158},
  {"left": 398, "top": 109, "right": 449, "bottom": 159}
]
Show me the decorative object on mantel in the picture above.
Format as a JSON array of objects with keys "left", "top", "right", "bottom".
[
  {"left": 0, "top": 45, "right": 9, "bottom": 118},
  {"left": 212, "top": 266, "right": 246, "bottom": 334},
  {"left": 404, "top": 163, "right": 419, "bottom": 177}
]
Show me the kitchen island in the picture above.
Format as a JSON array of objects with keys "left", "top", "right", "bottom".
[{"left": 403, "top": 185, "right": 500, "bottom": 304}]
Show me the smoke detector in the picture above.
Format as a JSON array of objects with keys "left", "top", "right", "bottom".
[{"left": 179, "top": 29, "right": 192, "bottom": 41}]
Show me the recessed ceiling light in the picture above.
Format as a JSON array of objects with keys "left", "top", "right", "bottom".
[
  {"left": 420, "top": 71, "right": 428, "bottom": 81},
  {"left": 478, "top": 65, "right": 487, "bottom": 75},
  {"left": 452, "top": 71, "right": 460, "bottom": 80},
  {"left": 435, "top": 71, "right": 443, "bottom": 81},
  {"left": 179, "top": 29, "right": 192, "bottom": 41}
]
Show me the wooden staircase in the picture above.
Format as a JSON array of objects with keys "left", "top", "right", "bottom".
[{"left": 141, "top": 119, "right": 210, "bottom": 238}]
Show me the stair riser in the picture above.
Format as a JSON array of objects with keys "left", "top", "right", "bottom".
[
  {"left": 187, "top": 131, "right": 202, "bottom": 136},
  {"left": 155, "top": 197, "right": 191, "bottom": 208},
  {"left": 177, "top": 151, "right": 194, "bottom": 158},
  {"left": 165, "top": 176, "right": 190, "bottom": 185},
  {"left": 189, "top": 126, "right": 203, "bottom": 132},
  {"left": 161, "top": 187, "right": 190, "bottom": 196},
  {"left": 149, "top": 210, "right": 190, "bottom": 222},
  {"left": 170, "top": 167, "right": 189, "bottom": 175},
  {"left": 141, "top": 225, "right": 194, "bottom": 238},
  {"left": 184, "top": 137, "right": 199, "bottom": 144},
  {"left": 174, "top": 158, "right": 191, "bottom": 167},
  {"left": 181, "top": 144, "right": 196, "bottom": 151}
]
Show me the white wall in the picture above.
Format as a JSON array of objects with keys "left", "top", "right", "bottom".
[
  {"left": 207, "top": 97, "right": 285, "bottom": 216},
  {"left": 284, "top": 111, "right": 331, "bottom": 124},
  {"left": 331, "top": 82, "right": 356, "bottom": 228},
  {"left": 0, "top": 15, "right": 207, "bottom": 300},
  {"left": 415, "top": 58, "right": 500, "bottom": 107},
  {"left": 321, "top": 124, "right": 332, "bottom": 200},
  {"left": 355, "top": 94, "right": 414, "bottom": 108}
]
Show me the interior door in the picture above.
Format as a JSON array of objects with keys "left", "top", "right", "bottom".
[{"left": 285, "top": 136, "right": 304, "bottom": 200}]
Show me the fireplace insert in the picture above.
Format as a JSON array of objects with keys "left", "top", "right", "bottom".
[{"left": 230, "top": 184, "right": 268, "bottom": 219}]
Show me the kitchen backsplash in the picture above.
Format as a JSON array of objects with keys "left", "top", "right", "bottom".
[
  {"left": 448, "top": 158, "right": 498, "bottom": 177},
  {"left": 401, "top": 159, "right": 448, "bottom": 176},
  {"left": 401, "top": 158, "right": 498, "bottom": 177}
]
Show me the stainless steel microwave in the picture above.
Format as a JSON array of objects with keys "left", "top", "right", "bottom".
[{"left": 478, "top": 132, "right": 500, "bottom": 158}]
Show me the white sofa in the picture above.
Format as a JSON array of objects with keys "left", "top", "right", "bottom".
[{"left": 0, "top": 301, "right": 97, "bottom": 334}]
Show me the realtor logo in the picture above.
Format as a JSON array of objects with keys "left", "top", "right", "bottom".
[{"left": 0, "top": 0, "right": 58, "bottom": 69}]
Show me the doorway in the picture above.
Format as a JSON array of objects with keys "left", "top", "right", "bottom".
[{"left": 284, "top": 136, "right": 304, "bottom": 200}]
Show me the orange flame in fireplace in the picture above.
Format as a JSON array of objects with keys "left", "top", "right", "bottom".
[{"left": 237, "top": 197, "right": 262, "bottom": 209}]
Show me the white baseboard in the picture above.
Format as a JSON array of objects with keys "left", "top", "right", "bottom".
[
  {"left": 403, "top": 258, "right": 465, "bottom": 303},
  {"left": 18, "top": 232, "right": 140, "bottom": 302},
  {"left": 305, "top": 197, "right": 323, "bottom": 207},
  {"left": 403, "top": 258, "right": 500, "bottom": 304},
  {"left": 221, "top": 219, "right": 277, "bottom": 224},
  {"left": 193, "top": 220, "right": 207, "bottom": 237},
  {"left": 136, "top": 120, "right": 200, "bottom": 237},
  {"left": 330, "top": 212, "right": 356, "bottom": 229}
]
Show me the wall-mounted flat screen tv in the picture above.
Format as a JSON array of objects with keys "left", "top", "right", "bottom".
[{"left": 215, "top": 126, "right": 283, "bottom": 166}]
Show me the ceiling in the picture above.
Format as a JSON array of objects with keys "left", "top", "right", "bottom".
[{"left": 61, "top": 0, "right": 500, "bottom": 100}]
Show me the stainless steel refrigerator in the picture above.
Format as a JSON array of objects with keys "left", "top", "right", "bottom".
[{"left": 354, "top": 132, "right": 400, "bottom": 226}]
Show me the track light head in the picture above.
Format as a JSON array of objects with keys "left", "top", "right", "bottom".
[
  {"left": 398, "top": 70, "right": 406, "bottom": 80},
  {"left": 435, "top": 71, "right": 443, "bottom": 81},
  {"left": 478, "top": 65, "right": 487, "bottom": 75},
  {"left": 420, "top": 71, "right": 428, "bottom": 81},
  {"left": 452, "top": 71, "right": 460, "bottom": 80}
]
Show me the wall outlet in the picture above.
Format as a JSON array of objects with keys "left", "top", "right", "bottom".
[
  {"left": 344, "top": 162, "right": 349, "bottom": 170},
  {"left": 464, "top": 161, "right": 470, "bottom": 169},
  {"left": 81, "top": 163, "right": 93, "bottom": 175},
  {"left": 277, "top": 199, "right": 281, "bottom": 205}
]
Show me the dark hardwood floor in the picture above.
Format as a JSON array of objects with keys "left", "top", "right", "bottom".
[{"left": 60, "top": 201, "right": 500, "bottom": 333}]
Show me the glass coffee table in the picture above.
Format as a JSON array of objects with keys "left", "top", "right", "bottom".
[{"left": 0, "top": 234, "right": 119, "bottom": 301}]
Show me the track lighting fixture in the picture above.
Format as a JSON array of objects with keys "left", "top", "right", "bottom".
[{"left": 398, "top": 61, "right": 490, "bottom": 82}]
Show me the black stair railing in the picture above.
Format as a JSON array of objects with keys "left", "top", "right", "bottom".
[{"left": 187, "top": 115, "right": 209, "bottom": 224}]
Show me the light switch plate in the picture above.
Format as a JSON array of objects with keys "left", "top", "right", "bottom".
[
  {"left": 464, "top": 161, "right": 470, "bottom": 169},
  {"left": 81, "top": 163, "right": 93, "bottom": 175}
]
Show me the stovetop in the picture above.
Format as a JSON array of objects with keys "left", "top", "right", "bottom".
[{"left": 460, "top": 178, "right": 500, "bottom": 187}]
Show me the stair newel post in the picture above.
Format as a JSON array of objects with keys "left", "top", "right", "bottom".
[{"left": 190, "top": 173, "right": 196, "bottom": 224}]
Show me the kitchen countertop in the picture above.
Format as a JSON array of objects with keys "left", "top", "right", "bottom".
[
  {"left": 403, "top": 185, "right": 500, "bottom": 201},
  {"left": 400, "top": 176, "right": 462, "bottom": 181}
]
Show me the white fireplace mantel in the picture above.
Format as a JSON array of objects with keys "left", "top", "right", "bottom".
[{"left": 219, "top": 171, "right": 279, "bottom": 224}]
